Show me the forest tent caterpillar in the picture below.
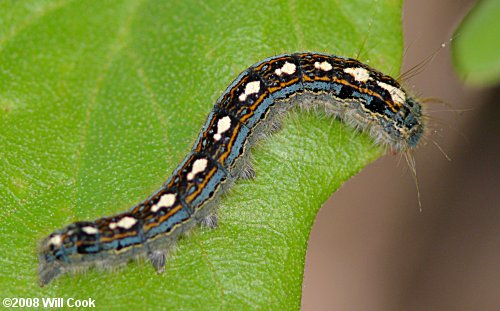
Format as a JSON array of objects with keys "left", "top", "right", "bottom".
[{"left": 38, "top": 52, "right": 424, "bottom": 286}]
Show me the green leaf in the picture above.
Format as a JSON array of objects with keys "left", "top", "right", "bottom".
[
  {"left": 452, "top": 0, "right": 500, "bottom": 86},
  {"left": 0, "top": 0, "right": 402, "bottom": 309}
]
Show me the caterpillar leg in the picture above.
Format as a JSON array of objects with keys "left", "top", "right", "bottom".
[
  {"left": 148, "top": 250, "right": 167, "bottom": 273},
  {"left": 200, "top": 214, "right": 218, "bottom": 229},
  {"left": 239, "top": 162, "right": 256, "bottom": 179}
]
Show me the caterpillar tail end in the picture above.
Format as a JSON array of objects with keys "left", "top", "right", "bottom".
[{"left": 38, "top": 261, "right": 62, "bottom": 287}]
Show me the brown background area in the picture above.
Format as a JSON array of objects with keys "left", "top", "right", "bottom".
[{"left": 302, "top": 0, "right": 499, "bottom": 310}]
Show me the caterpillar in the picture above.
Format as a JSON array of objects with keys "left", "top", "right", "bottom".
[{"left": 38, "top": 52, "right": 424, "bottom": 286}]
